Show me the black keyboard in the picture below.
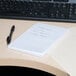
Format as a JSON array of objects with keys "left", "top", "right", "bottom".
[{"left": 0, "top": 0, "right": 76, "bottom": 22}]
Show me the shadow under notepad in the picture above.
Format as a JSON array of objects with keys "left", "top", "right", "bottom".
[{"left": 0, "top": 66, "right": 55, "bottom": 76}]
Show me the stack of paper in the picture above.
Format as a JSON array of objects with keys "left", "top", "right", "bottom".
[{"left": 8, "top": 23, "right": 69, "bottom": 56}]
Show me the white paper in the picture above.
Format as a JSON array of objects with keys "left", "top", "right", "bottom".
[{"left": 8, "top": 23, "right": 69, "bottom": 56}]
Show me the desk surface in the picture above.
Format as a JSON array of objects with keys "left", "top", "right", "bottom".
[{"left": 0, "top": 19, "right": 76, "bottom": 76}]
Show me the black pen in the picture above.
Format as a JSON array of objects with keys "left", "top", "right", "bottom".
[{"left": 6, "top": 25, "right": 15, "bottom": 45}]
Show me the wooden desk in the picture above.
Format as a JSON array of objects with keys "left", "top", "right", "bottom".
[{"left": 0, "top": 19, "right": 75, "bottom": 76}]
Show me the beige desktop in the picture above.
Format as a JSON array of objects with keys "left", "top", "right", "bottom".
[{"left": 0, "top": 19, "right": 76, "bottom": 76}]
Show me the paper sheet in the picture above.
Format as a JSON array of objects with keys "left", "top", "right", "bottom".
[{"left": 8, "top": 23, "right": 69, "bottom": 56}]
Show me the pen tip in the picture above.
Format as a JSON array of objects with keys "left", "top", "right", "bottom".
[{"left": 6, "top": 36, "right": 11, "bottom": 45}]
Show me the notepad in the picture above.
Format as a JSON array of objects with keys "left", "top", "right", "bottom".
[{"left": 8, "top": 23, "right": 69, "bottom": 56}]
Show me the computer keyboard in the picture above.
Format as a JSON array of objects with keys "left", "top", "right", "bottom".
[{"left": 0, "top": 0, "right": 76, "bottom": 22}]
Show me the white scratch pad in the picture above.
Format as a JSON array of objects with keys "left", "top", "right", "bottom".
[{"left": 8, "top": 23, "right": 69, "bottom": 56}]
